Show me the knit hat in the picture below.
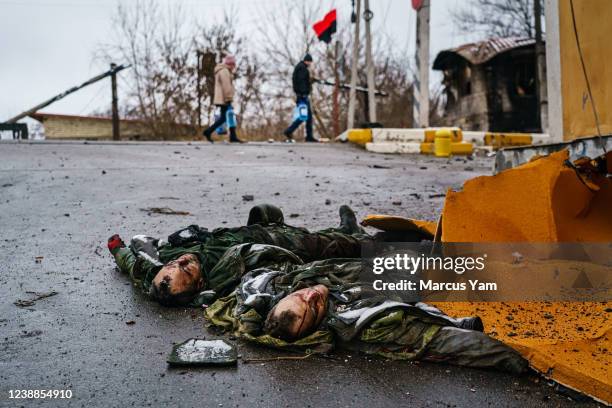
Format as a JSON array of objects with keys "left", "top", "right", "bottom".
[{"left": 303, "top": 53, "right": 313, "bottom": 62}]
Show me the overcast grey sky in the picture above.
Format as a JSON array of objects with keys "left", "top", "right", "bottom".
[{"left": 0, "top": 0, "right": 471, "bottom": 121}]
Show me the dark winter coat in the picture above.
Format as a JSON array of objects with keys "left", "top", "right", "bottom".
[{"left": 292, "top": 61, "right": 311, "bottom": 96}]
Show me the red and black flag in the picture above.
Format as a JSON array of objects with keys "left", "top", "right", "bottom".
[{"left": 313, "top": 9, "right": 337, "bottom": 44}]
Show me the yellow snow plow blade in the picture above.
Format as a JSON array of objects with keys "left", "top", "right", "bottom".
[{"left": 436, "top": 148, "right": 612, "bottom": 404}]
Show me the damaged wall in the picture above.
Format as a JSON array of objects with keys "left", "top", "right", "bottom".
[{"left": 434, "top": 39, "right": 540, "bottom": 133}]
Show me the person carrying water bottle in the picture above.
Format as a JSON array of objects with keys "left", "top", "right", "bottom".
[
  {"left": 203, "top": 55, "right": 243, "bottom": 143},
  {"left": 284, "top": 54, "right": 318, "bottom": 143}
]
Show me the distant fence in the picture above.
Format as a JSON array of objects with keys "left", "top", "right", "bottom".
[{"left": 0, "top": 123, "right": 28, "bottom": 140}]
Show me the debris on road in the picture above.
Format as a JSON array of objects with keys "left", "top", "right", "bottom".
[
  {"left": 20, "top": 330, "right": 43, "bottom": 338},
  {"left": 140, "top": 207, "right": 190, "bottom": 216},
  {"left": 167, "top": 339, "right": 237, "bottom": 366},
  {"left": 14, "top": 291, "right": 58, "bottom": 307},
  {"left": 242, "top": 195, "right": 254, "bottom": 201}
]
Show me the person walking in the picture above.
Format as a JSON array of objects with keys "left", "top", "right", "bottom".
[
  {"left": 203, "top": 55, "right": 243, "bottom": 143},
  {"left": 284, "top": 54, "right": 318, "bottom": 142}
]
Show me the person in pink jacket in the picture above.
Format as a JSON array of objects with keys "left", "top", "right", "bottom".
[{"left": 203, "top": 55, "right": 243, "bottom": 143}]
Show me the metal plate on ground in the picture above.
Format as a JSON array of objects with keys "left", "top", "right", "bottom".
[{"left": 167, "top": 339, "right": 237, "bottom": 366}]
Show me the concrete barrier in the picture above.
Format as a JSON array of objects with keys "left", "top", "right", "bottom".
[
  {"left": 365, "top": 142, "right": 421, "bottom": 154},
  {"left": 358, "top": 128, "right": 551, "bottom": 155},
  {"left": 371, "top": 128, "right": 427, "bottom": 143}
]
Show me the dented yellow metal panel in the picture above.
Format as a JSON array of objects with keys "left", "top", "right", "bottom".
[
  {"left": 438, "top": 148, "right": 612, "bottom": 403},
  {"left": 360, "top": 214, "right": 436, "bottom": 238},
  {"left": 441, "top": 149, "right": 611, "bottom": 242}
]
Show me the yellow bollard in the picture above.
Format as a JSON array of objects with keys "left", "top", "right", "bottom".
[
  {"left": 434, "top": 128, "right": 452, "bottom": 157},
  {"left": 347, "top": 128, "right": 372, "bottom": 146}
]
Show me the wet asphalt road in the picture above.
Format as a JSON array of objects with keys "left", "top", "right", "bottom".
[{"left": 0, "top": 141, "right": 597, "bottom": 407}]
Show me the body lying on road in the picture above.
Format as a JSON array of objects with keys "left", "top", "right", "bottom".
[
  {"left": 107, "top": 204, "right": 527, "bottom": 373},
  {"left": 108, "top": 204, "right": 366, "bottom": 306}
]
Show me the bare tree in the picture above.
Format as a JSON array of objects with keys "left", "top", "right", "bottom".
[
  {"left": 95, "top": 0, "right": 196, "bottom": 138},
  {"left": 97, "top": 0, "right": 250, "bottom": 139},
  {"left": 95, "top": 0, "right": 416, "bottom": 140},
  {"left": 97, "top": 0, "right": 272, "bottom": 140},
  {"left": 452, "top": 0, "right": 544, "bottom": 39}
]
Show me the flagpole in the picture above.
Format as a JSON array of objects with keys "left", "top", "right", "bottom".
[
  {"left": 333, "top": 39, "right": 340, "bottom": 138},
  {"left": 364, "top": 0, "right": 377, "bottom": 123},
  {"left": 312, "top": 9, "right": 339, "bottom": 135},
  {"left": 347, "top": 0, "right": 361, "bottom": 130}
]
